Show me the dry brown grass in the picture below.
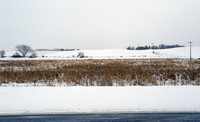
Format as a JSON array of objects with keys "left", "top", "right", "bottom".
[{"left": 0, "top": 59, "right": 199, "bottom": 86}]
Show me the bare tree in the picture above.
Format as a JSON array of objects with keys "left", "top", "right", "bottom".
[
  {"left": 0, "top": 50, "right": 5, "bottom": 58},
  {"left": 15, "top": 44, "right": 32, "bottom": 57}
]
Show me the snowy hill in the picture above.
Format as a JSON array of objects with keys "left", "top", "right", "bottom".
[{"left": 2, "top": 47, "right": 200, "bottom": 60}]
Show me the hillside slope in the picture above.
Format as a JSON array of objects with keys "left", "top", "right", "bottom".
[{"left": 2, "top": 47, "right": 200, "bottom": 59}]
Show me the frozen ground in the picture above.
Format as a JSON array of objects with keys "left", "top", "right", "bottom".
[
  {"left": 2, "top": 47, "right": 200, "bottom": 60},
  {"left": 0, "top": 86, "right": 200, "bottom": 115}
]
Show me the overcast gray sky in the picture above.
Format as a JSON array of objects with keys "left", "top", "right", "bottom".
[{"left": 0, "top": 0, "right": 200, "bottom": 50}]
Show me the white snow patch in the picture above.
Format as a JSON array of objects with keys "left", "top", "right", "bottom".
[{"left": 0, "top": 86, "right": 200, "bottom": 115}]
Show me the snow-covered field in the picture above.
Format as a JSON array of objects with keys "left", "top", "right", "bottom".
[
  {"left": 0, "top": 47, "right": 200, "bottom": 115},
  {"left": 0, "top": 86, "right": 200, "bottom": 115},
  {"left": 2, "top": 47, "right": 200, "bottom": 60}
]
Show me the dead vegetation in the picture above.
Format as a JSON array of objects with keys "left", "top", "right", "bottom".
[{"left": 0, "top": 59, "right": 200, "bottom": 86}]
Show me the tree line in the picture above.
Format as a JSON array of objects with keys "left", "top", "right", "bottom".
[{"left": 127, "top": 44, "right": 184, "bottom": 50}]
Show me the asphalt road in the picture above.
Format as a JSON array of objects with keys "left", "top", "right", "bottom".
[{"left": 0, "top": 113, "right": 200, "bottom": 122}]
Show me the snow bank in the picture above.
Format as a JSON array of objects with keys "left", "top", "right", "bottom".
[{"left": 0, "top": 86, "right": 200, "bottom": 115}]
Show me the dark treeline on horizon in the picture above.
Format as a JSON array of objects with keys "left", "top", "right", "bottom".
[
  {"left": 35, "top": 48, "right": 80, "bottom": 51},
  {"left": 127, "top": 44, "right": 184, "bottom": 50}
]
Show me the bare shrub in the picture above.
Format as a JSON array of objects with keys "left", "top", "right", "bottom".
[
  {"left": 29, "top": 51, "right": 37, "bottom": 58},
  {"left": 77, "top": 52, "right": 85, "bottom": 58}
]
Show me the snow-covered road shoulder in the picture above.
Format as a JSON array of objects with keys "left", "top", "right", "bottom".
[{"left": 0, "top": 86, "right": 200, "bottom": 115}]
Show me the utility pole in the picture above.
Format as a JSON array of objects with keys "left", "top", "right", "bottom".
[{"left": 188, "top": 41, "right": 192, "bottom": 60}]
